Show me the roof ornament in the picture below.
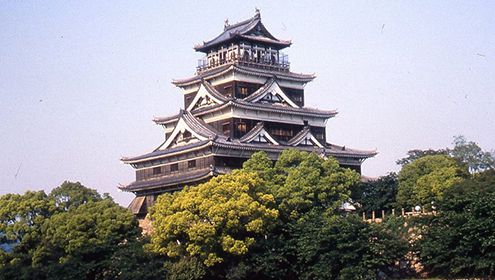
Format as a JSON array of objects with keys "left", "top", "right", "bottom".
[
  {"left": 255, "top": 7, "right": 260, "bottom": 18},
  {"left": 224, "top": 18, "right": 230, "bottom": 30}
]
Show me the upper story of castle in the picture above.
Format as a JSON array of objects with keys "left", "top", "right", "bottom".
[{"left": 171, "top": 10, "right": 316, "bottom": 104}]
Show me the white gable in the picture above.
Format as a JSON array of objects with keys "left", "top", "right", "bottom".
[
  {"left": 292, "top": 131, "right": 324, "bottom": 148},
  {"left": 157, "top": 117, "right": 208, "bottom": 150},
  {"left": 250, "top": 81, "right": 299, "bottom": 108},
  {"left": 186, "top": 83, "right": 225, "bottom": 111},
  {"left": 245, "top": 128, "right": 279, "bottom": 145}
]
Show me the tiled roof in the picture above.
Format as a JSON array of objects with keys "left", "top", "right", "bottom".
[
  {"left": 172, "top": 64, "right": 315, "bottom": 87},
  {"left": 153, "top": 113, "right": 179, "bottom": 125},
  {"left": 287, "top": 126, "right": 311, "bottom": 146},
  {"left": 243, "top": 78, "right": 276, "bottom": 102},
  {"left": 232, "top": 100, "right": 337, "bottom": 118},
  {"left": 234, "top": 64, "right": 315, "bottom": 82},
  {"left": 121, "top": 140, "right": 211, "bottom": 163},
  {"left": 202, "top": 80, "right": 230, "bottom": 102},
  {"left": 193, "top": 12, "right": 291, "bottom": 53},
  {"left": 239, "top": 122, "right": 264, "bottom": 142},
  {"left": 120, "top": 168, "right": 214, "bottom": 192},
  {"left": 213, "top": 137, "right": 377, "bottom": 159},
  {"left": 180, "top": 109, "right": 221, "bottom": 139}
]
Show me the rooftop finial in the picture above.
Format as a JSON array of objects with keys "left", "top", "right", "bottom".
[
  {"left": 255, "top": 7, "right": 260, "bottom": 18},
  {"left": 224, "top": 18, "right": 229, "bottom": 29}
]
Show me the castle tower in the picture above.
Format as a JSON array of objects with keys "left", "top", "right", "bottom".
[{"left": 121, "top": 11, "right": 376, "bottom": 217}]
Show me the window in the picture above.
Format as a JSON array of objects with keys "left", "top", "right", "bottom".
[
  {"left": 170, "top": 163, "right": 179, "bottom": 172},
  {"left": 188, "top": 160, "right": 196, "bottom": 169},
  {"left": 236, "top": 122, "right": 247, "bottom": 133},
  {"left": 239, "top": 87, "right": 249, "bottom": 96},
  {"left": 153, "top": 167, "right": 161, "bottom": 175}
]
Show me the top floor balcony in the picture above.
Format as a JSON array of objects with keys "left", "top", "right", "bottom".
[{"left": 196, "top": 43, "right": 290, "bottom": 74}]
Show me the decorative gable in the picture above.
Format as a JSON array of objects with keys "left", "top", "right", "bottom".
[
  {"left": 287, "top": 127, "right": 324, "bottom": 148},
  {"left": 186, "top": 82, "right": 227, "bottom": 111},
  {"left": 244, "top": 79, "right": 299, "bottom": 108},
  {"left": 239, "top": 122, "right": 279, "bottom": 145},
  {"left": 156, "top": 111, "right": 218, "bottom": 150}
]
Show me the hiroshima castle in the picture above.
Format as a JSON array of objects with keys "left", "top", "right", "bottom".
[{"left": 121, "top": 10, "right": 376, "bottom": 217}]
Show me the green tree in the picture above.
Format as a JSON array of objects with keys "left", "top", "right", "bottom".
[
  {"left": 232, "top": 151, "right": 369, "bottom": 279},
  {"left": 0, "top": 191, "right": 54, "bottom": 280},
  {"left": 148, "top": 170, "right": 278, "bottom": 268},
  {"left": 244, "top": 150, "right": 360, "bottom": 219},
  {"left": 396, "top": 155, "right": 467, "bottom": 209},
  {"left": 294, "top": 211, "right": 408, "bottom": 280},
  {"left": 396, "top": 149, "right": 449, "bottom": 166},
  {"left": 451, "top": 135, "right": 495, "bottom": 173},
  {"left": 49, "top": 181, "right": 102, "bottom": 211},
  {"left": 0, "top": 182, "right": 148, "bottom": 280},
  {"left": 350, "top": 173, "right": 398, "bottom": 213},
  {"left": 418, "top": 170, "right": 495, "bottom": 278}
]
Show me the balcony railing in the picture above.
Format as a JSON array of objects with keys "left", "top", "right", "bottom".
[{"left": 197, "top": 53, "right": 290, "bottom": 74}]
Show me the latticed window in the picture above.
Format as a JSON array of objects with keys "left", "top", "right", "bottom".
[
  {"left": 239, "top": 87, "right": 248, "bottom": 96},
  {"left": 237, "top": 122, "right": 247, "bottom": 133},
  {"left": 170, "top": 163, "right": 179, "bottom": 172},
  {"left": 153, "top": 167, "right": 161, "bottom": 175},
  {"left": 188, "top": 160, "right": 196, "bottom": 169}
]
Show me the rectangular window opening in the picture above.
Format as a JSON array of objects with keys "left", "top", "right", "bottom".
[
  {"left": 153, "top": 167, "right": 162, "bottom": 175},
  {"left": 170, "top": 163, "right": 179, "bottom": 172}
]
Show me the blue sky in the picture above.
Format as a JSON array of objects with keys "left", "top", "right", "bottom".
[{"left": 1, "top": 1, "right": 494, "bottom": 206}]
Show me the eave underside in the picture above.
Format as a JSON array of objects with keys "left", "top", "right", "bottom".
[{"left": 121, "top": 140, "right": 376, "bottom": 194}]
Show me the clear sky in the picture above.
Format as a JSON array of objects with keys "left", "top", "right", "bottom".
[{"left": 1, "top": 1, "right": 494, "bottom": 206}]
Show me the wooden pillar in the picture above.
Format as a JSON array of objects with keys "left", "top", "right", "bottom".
[
  {"left": 372, "top": 211, "right": 375, "bottom": 222},
  {"left": 392, "top": 209, "right": 395, "bottom": 216},
  {"left": 401, "top": 208, "right": 405, "bottom": 216},
  {"left": 362, "top": 212, "right": 366, "bottom": 221},
  {"left": 382, "top": 210, "right": 385, "bottom": 220}
]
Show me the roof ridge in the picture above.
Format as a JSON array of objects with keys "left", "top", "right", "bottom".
[
  {"left": 202, "top": 79, "right": 229, "bottom": 102},
  {"left": 224, "top": 15, "right": 256, "bottom": 31},
  {"left": 288, "top": 126, "right": 311, "bottom": 146},
  {"left": 239, "top": 122, "right": 264, "bottom": 142},
  {"left": 243, "top": 77, "right": 276, "bottom": 102}
]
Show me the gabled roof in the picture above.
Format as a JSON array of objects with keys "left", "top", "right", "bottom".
[
  {"left": 186, "top": 99, "right": 336, "bottom": 120},
  {"left": 232, "top": 100, "right": 336, "bottom": 118},
  {"left": 120, "top": 168, "right": 215, "bottom": 192},
  {"left": 153, "top": 113, "right": 179, "bottom": 125},
  {"left": 211, "top": 139, "right": 377, "bottom": 159},
  {"left": 155, "top": 110, "right": 223, "bottom": 151},
  {"left": 122, "top": 140, "right": 211, "bottom": 163},
  {"left": 287, "top": 126, "right": 324, "bottom": 148},
  {"left": 172, "top": 64, "right": 315, "bottom": 87},
  {"left": 194, "top": 11, "right": 291, "bottom": 53},
  {"left": 186, "top": 80, "right": 229, "bottom": 111},
  {"left": 244, "top": 78, "right": 299, "bottom": 108},
  {"left": 239, "top": 122, "right": 279, "bottom": 145}
]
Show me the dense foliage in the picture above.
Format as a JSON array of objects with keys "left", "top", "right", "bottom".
[
  {"left": 351, "top": 173, "right": 398, "bottom": 213},
  {"left": 149, "top": 150, "right": 407, "bottom": 279},
  {"left": 396, "top": 155, "right": 468, "bottom": 209},
  {"left": 0, "top": 181, "right": 165, "bottom": 280},
  {"left": 2, "top": 136, "right": 494, "bottom": 279},
  {"left": 148, "top": 170, "right": 279, "bottom": 267},
  {"left": 417, "top": 170, "right": 495, "bottom": 278}
]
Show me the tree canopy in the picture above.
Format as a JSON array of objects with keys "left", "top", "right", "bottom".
[
  {"left": 396, "top": 154, "right": 468, "bottom": 209},
  {"left": 0, "top": 181, "right": 159, "bottom": 280},
  {"left": 148, "top": 170, "right": 279, "bottom": 268},
  {"left": 451, "top": 135, "right": 495, "bottom": 173},
  {"left": 417, "top": 170, "right": 495, "bottom": 278},
  {"left": 350, "top": 173, "right": 398, "bottom": 213}
]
